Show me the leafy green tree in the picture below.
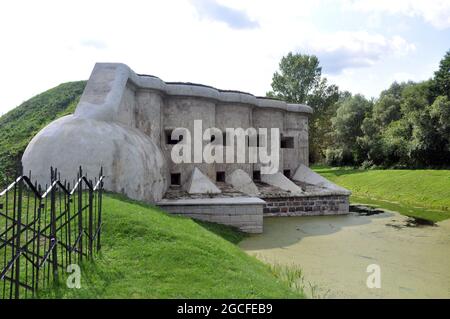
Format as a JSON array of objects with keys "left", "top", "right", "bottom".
[
  {"left": 430, "top": 95, "right": 450, "bottom": 146},
  {"left": 324, "top": 49, "right": 450, "bottom": 168},
  {"left": 358, "top": 82, "right": 409, "bottom": 167},
  {"left": 268, "top": 52, "right": 322, "bottom": 103},
  {"left": 371, "top": 82, "right": 405, "bottom": 127},
  {"left": 393, "top": 80, "right": 449, "bottom": 167},
  {"left": 380, "top": 120, "right": 411, "bottom": 167},
  {"left": 432, "top": 50, "right": 450, "bottom": 98},
  {"left": 267, "top": 52, "right": 339, "bottom": 162},
  {"left": 326, "top": 94, "right": 373, "bottom": 165}
]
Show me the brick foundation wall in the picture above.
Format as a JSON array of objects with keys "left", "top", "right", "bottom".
[{"left": 263, "top": 195, "right": 349, "bottom": 217}]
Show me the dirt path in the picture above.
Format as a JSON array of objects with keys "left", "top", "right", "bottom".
[{"left": 239, "top": 210, "right": 450, "bottom": 298}]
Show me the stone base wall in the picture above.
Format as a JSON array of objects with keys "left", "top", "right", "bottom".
[
  {"left": 263, "top": 195, "right": 349, "bottom": 217},
  {"left": 159, "top": 203, "right": 263, "bottom": 233}
]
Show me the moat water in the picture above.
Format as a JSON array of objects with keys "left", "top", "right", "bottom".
[{"left": 239, "top": 207, "right": 450, "bottom": 298}]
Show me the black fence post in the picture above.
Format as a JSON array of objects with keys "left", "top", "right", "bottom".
[
  {"left": 35, "top": 185, "right": 42, "bottom": 294},
  {"left": 67, "top": 182, "right": 72, "bottom": 266},
  {"left": 50, "top": 168, "right": 58, "bottom": 283},
  {"left": 88, "top": 179, "right": 93, "bottom": 258},
  {"left": 14, "top": 170, "right": 23, "bottom": 299},
  {"left": 78, "top": 167, "right": 83, "bottom": 261},
  {"left": 97, "top": 167, "right": 103, "bottom": 252}
]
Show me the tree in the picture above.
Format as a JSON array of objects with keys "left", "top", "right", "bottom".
[
  {"left": 430, "top": 95, "right": 450, "bottom": 144},
  {"left": 432, "top": 50, "right": 450, "bottom": 98},
  {"left": 267, "top": 53, "right": 322, "bottom": 103},
  {"left": 357, "top": 82, "right": 408, "bottom": 167},
  {"left": 267, "top": 52, "right": 340, "bottom": 163},
  {"left": 395, "top": 80, "right": 449, "bottom": 167},
  {"left": 326, "top": 94, "right": 373, "bottom": 165},
  {"left": 371, "top": 82, "right": 406, "bottom": 127}
]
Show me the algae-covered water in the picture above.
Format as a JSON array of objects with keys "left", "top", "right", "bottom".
[{"left": 239, "top": 209, "right": 450, "bottom": 298}]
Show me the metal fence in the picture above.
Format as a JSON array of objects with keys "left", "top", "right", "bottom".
[{"left": 0, "top": 166, "right": 104, "bottom": 299}]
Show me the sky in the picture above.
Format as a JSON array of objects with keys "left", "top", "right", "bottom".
[{"left": 0, "top": 0, "right": 449, "bottom": 115}]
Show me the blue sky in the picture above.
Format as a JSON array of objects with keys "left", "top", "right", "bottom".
[{"left": 0, "top": 0, "right": 448, "bottom": 115}]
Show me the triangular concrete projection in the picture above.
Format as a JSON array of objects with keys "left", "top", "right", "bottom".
[
  {"left": 292, "top": 164, "right": 351, "bottom": 194},
  {"left": 183, "top": 167, "right": 221, "bottom": 194},
  {"left": 261, "top": 171, "right": 304, "bottom": 195},
  {"left": 226, "top": 169, "right": 260, "bottom": 196}
]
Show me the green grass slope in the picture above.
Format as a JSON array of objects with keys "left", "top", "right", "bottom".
[
  {"left": 314, "top": 166, "right": 450, "bottom": 222},
  {"left": 41, "top": 194, "right": 301, "bottom": 298},
  {"left": 0, "top": 81, "right": 86, "bottom": 185}
]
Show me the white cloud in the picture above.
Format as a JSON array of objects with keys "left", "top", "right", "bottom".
[
  {"left": 80, "top": 39, "right": 108, "bottom": 50},
  {"left": 343, "top": 0, "right": 450, "bottom": 29},
  {"left": 190, "top": 0, "right": 259, "bottom": 29},
  {"left": 301, "top": 31, "right": 416, "bottom": 74}
]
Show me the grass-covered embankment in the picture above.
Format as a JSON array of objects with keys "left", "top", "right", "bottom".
[
  {"left": 313, "top": 166, "right": 450, "bottom": 222},
  {"left": 0, "top": 81, "right": 86, "bottom": 186},
  {"left": 40, "top": 193, "right": 302, "bottom": 298}
]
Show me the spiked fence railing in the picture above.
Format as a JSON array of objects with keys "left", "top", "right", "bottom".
[{"left": 0, "top": 166, "right": 104, "bottom": 299}]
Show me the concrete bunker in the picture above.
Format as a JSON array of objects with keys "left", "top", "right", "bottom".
[{"left": 22, "top": 63, "right": 350, "bottom": 233}]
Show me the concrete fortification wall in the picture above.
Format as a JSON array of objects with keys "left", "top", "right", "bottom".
[{"left": 22, "top": 63, "right": 313, "bottom": 203}]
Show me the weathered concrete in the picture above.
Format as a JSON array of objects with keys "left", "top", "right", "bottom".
[
  {"left": 183, "top": 167, "right": 221, "bottom": 194},
  {"left": 21, "top": 62, "right": 352, "bottom": 232},
  {"left": 261, "top": 172, "right": 304, "bottom": 195},
  {"left": 293, "top": 164, "right": 351, "bottom": 194},
  {"left": 158, "top": 197, "right": 265, "bottom": 233},
  {"left": 226, "top": 169, "right": 260, "bottom": 196},
  {"left": 22, "top": 62, "right": 314, "bottom": 204},
  {"left": 22, "top": 116, "right": 168, "bottom": 202}
]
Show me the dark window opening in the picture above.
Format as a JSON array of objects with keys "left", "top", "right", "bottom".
[
  {"left": 253, "top": 170, "right": 261, "bottom": 181},
  {"left": 216, "top": 171, "right": 225, "bottom": 182},
  {"left": 283, "top": 170, "right": 291, "bottom": 178},
  {"left": 222, "top": 132, "right": 227, "bottom": 146},
  {"left": 166, "top": 129, "right": 183, "bottom": 145},
  {"left": 280, "top": 135, "right": 294, "bottom": 148},
  {"left": 170, "top": 173, "right": 181, "bottom": 186}
]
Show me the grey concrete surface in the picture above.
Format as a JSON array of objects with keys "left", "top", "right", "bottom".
[
  {"left": 183, "top": 167, "right": 221, "bottom": 194},
  {"left": 293, "top": 164, "right": 351, "bottom": 195},
  {"left": 261, "top": 172, "right": 304, "bottom": 195},
  {"left": 226, "top": 169, "right": 260, "bottom": 196}
]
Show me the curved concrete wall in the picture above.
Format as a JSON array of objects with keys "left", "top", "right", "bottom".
[
  {"left": 22, "top": 116, "right": 169, "bottom": 202},
  {"left": 22, "top": 62, "right": 313, "bottom": 202}
]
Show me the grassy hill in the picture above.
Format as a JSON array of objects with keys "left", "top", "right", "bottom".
[
  {"left": 0, "top": 81, "right": 86, "bottom": 186},
  {"left": 40, "top": 193, "right": 301, "bottom": 298},
  {"left": 314, "top": 166, "right": 450, "bottom": 222}
]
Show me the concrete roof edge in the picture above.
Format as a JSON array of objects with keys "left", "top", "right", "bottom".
[{"left": 118, "top": 63, "right": 311, "bottom": 114}]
